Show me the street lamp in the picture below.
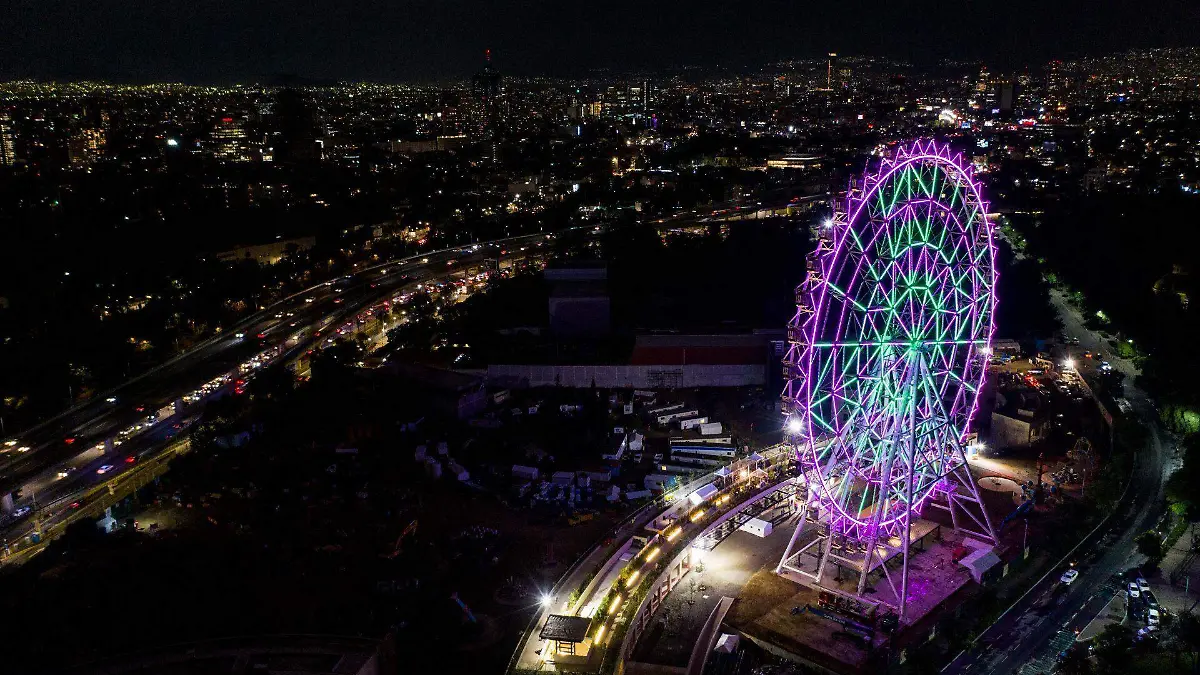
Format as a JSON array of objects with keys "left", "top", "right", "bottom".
[
  {"left": 1063, "top": 358, "right": 1076, "bottom": 370},
  {"left": 539, "top": 593, "right": 553, "bottom": 608},
  {"left": 786, "top": 417, "right": 803, "bottom": 434}
]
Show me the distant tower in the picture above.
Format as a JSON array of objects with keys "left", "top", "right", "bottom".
[
  {"left": 471, "top": 49, "right": 503, "bottom": 137},
  {"left": 0, "top": 111, "right": 14, "bottom": 166},
  {"left": 272, "top": 89, "right": 319, "bottom": 164},
  {"left": 827, "top": 53, "right": 837, "bottom": 91}
]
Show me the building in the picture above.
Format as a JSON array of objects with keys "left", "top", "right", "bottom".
[
  {"left": 486, "top": 333, "right": 772, "bottom": 389},
  {"left": 990, "top": 389, "right": 1049, "bottom": 449},
  {"left": 0, "top": 111, "right": 15, "bottom": 166},
  {"left": 765, "top": 154, "right": 821, "bottom": 170},
  {"left": 390, "top": 134, "right": 468, "bottom": 155},
  {"left": 471, "top": 49, "right": 503, "bottom": 137},
  {"left": 385, "top": 363, "right": 487, "bottom": 420},
  {"left": 68, "top": 127, "right": 106, "bottom": 167},
  {"left": 214, "top": 236, "right": 317, "bottom": 265},
  {"left": 212, "top": 116, "right": 249, "bottom": 160},
  {"left": 546, "top": 261, "right": 610, "bottom": 336}
]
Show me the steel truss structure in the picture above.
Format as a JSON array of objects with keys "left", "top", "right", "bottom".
[{"left": 775, "top": 140, "right": 999, "bottom": 622}]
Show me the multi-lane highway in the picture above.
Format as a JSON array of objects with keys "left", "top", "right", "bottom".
[
  {"left": 0, "top": 233, "right": 557, "bottom": 558},
  {"left": 0, "top": 193, "right": 826, "bottom": 561}
]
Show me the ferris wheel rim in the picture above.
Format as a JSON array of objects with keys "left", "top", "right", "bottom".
[{"left": 785, "top": 139, "right": 997, "bottom": 538}]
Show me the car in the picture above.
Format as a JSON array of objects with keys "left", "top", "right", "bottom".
[
  {"left": 235, "top": 332, "right": 245, "bottom": 339},
  {"left": 1137, "top": 626, "right": 1158, "bottom": 640},
  {"left": 12, "top": 505, "right": 31, "bottom": 518},
  {"left": 1128, "top": 582, "right": 1141, "bottom": 598},
  {"left": 1060, "top": 569, "right": 1080, "bottom": 585},
  {"left": 1148, "top": 608, "right": 1161, "bottom": 626},
  {"left": 1137, "top": 577, "right": 1150, "bottom": 594},
  {"left": 124, "top": 455, "right": 136, "bottom": 464},
  {"left": 96, "top": 464, "right": 114, "bottom": 474},
  {"left": 55, "top": 469, "right": 73, "bottom": 480},
  {"left": 69, "top": 501, "right": 81, "bottom": 509}
]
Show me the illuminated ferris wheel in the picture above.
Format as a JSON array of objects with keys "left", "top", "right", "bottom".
[{"left": 776, "top": 139, "right": 998, "bottom": 621}]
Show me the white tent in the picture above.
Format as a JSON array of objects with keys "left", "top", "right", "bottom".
[
  {"left": 714, "top": 633, "right": 740, "bottom": 653},
  {"left": 687, "top": 482, "right": 719, "bottom": 506}
]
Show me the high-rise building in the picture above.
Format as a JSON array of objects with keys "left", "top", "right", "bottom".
[
  {"left": 211, "top": 116, "right": 249, "bottom": 160},
  {"left": 272, "top": 89, "right": 319, "bottom": 164},
  {"left": 471, "top": 49, "right": 503, "bottom": 136},
  {"left": 0, "top": 111, "right": 15, "bottom": 166},
  {"left": 68, "top": 127, "right": 106, "bottom": 167}
]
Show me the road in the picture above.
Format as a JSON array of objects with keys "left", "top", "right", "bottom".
[
  {"left": 943, "top": 284, "right": 1177, "bottom": 674},
  {"left": 0, "top": 193, "right": 826, "bottom": 561},
  {"left": 0, "top": 233, "right": 557, "bottom": 556}
]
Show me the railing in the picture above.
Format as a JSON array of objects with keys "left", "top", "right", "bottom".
[
  {"left": 1, "top": 438, "right": 192, "bottom": 565},
  {"left": 505, "top": 444, "right": 793, "bottom": 675}
]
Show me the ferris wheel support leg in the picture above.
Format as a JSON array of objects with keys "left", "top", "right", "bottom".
[
  {"left": 953, "top": 462, "right": 999, "bottom": 543},
  {"left": 900, "top": 507, "right": 913, "bottom": 623},
  {"left": 774, "top": 506, "right": 809, "bottom": 575}
]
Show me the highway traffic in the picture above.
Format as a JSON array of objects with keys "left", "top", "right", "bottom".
[{"left": 0, "top": 233, "right": 556, "bottom": 557}]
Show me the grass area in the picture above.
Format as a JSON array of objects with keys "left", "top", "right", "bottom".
[{"left": 727, "top": 570, "right": 801, "bottom": 626}]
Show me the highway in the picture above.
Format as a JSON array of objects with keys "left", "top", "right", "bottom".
[
  {"left": 0, "top": 233, "right": 557, "bottom": 558},
  {"left": 0, "top": 191, "right": 828, "bottom": 561},
  {"left": 943, "top": 284, "right": 1177, "bottom": 674}
]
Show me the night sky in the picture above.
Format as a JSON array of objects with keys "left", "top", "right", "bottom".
[{"left": 3, "top": 0, "right": 1198, "bottom": 82}]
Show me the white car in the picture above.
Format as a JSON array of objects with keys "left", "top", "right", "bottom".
[
  {"left": 1148, "top": 608, "right": 1161, "bottom": 626},
  {"left": 1060, "top": 569, "right": 1080, "bottom": 585},
  {"left": 96, "top": 464, "right": 114, "bottom": 475},
  {"left": 1137, "top": 577, "right": 1150, "bottom": 594},
  {"left": 1128, "top": 582, "right": 1141, "bottom": 598}
]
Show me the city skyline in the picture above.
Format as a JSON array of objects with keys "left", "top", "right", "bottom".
[{"left": 2, "top": 0, "right": 1199, "bottom": 83}]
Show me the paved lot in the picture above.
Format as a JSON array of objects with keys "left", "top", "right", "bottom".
[{"left": 631, "top": 521, "right": 795, "bottom": 667}]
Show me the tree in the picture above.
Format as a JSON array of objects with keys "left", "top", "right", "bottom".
[
  {"left": 1093, "top": 623, "right": 1133, "bottom": 673},
  {"left": 1058, "top": 642, "right": 1095, "bottom": 675},
  {"left": 1136, "top": 530, "right": 1166, "bottom": 567}
]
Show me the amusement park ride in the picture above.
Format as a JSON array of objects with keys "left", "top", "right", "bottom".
[{"left": 776, "top": 139, "right": 999, "bottom": 623}]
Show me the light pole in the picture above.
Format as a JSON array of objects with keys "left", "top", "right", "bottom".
[{"left": 1023, "top": 517, "right": 1030, "bottom": 558}]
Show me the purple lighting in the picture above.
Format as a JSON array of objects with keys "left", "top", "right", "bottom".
[{"left": 782, "top": 139, "right": 996, "bottom": 540}]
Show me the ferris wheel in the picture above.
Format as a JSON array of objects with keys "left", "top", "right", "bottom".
[{"left": 776, "top": 139, "right": 998, "bottom": 621}]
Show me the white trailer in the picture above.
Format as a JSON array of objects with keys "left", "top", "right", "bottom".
[
  {"left": 679, "top": 416, "right": 709, "bottom": 430},
  {"left": 657, "top": 410, "right": 700, "bottom": 425},
  {"left": 740, "top": 517, "right": 773, "bottom": 538},
  {"left": 512, "top": 464, "right": 540, "bottom": 481},
  {"left": 699, "top": 422, "right": 724, "bottom": 436},
  {"left": 645, "top": 402, "right": 684, "bottom": 415}
]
